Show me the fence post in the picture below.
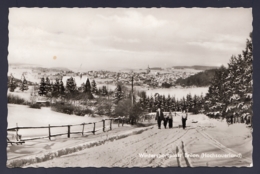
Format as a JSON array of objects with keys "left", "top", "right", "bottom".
[
  {"left": 82, "top": 123, "right": 85, "bottom": 136},
  {"left": 110, "top": 119, "right": 112, "bottom": 130},
  {"left": 93, "top": 123, "right": 96, "bottom": 135},
  {"left": 122, "top": 118, "right": 124, "bottom": 127},
  {"left": 48, "top": 124, "right": 51, "bottom": 140},
  {"left": 103, "top": 119, "right": 105, "bottom": 132},
  {"left": 118, "top": 118, "right": 120, "bottom": 127},
  {"left": 68, "top": 125, "right": 71, "bottom": 138},
  {"left": 16, "top": 123, "right": 19, "bottom": 141}
]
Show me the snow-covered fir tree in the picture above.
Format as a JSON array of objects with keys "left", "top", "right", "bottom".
[
  {"left": 205, "top": 66, "right": 228, "bottom": 116},
  {"left": 38, "top": 77, "right": 47, "bottom": 96},
  {"left": 91, "top": 80, "right": 97, "bottom": 94},
  {"left": 58, "top": 78, "right": 65, "bottom": 94},
  {"left": 20, "top": 75, "right": 29, "bottom": 92},
  {"left": 206, "top": 33, "right": 252, "bottom": 123},
  {"left": 53, "top": 78, "right": 60, "bottom": 94},
  {"left": 45, "top": 77, "right": 51, "bottom": 93},
  {"left": 66, "top": 77, "right": 77, "bottom": 93},
  {"left": 101, "top": 86, "right": 108, "bottom": 96},
  {"left": 114, "top": 84, "right": 124, "bottom": 103},
  {"left": 8, "top": 74, "right": 17, "bottom": 92},
  {"left": 84, "top": 78, "right": 91, "bottom": 93},
  {"left": 225, "top": 34, "right": 253, "bottom": 122}
]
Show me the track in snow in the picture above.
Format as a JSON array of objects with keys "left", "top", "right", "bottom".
[{"left": 25, "top": 125, "right": 251, "bottom": 167}]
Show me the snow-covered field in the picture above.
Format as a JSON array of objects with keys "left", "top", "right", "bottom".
[{"left": 7, "top": 104, "right": 118, "bottom": 139}]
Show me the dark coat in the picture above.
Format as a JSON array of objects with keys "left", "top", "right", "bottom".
[{"left": 155, "top": 110, "right": 164, "bottom": 120}]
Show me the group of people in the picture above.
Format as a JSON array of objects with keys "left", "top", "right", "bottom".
[{"left": 155, "top": 107, "right": 188, "bottom": 129}]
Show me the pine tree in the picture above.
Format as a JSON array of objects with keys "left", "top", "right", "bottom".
[
  {"left": 66, "top": 77, "right": 77, "bottom": 93},
  {"left": 171, "top": 96, "right": 176, "bottom": 111},
  {"left": 53, "top": 78, "right": 60, "bottom": 93},
  {"left": 102, "top": 86, "right": 108, "bottom": 96},
  {"left": 8, "top": 75, "right": 17, "bottom": 92},
  {"left": 45, "top": 77, "right": 51, "bottom": 93},
  {"left": 84, "top": 78, "right": 91, "bottom": 93},
  {"left": 176, "top": 99, "right": 180, "bottom": 111},
  {"left": 20, "top": 75, "right": 29, "bottom": 92},
  {"left": 79, "top": 83, "right": 85, "bottom": 93},
  {"left": 146, "top": 96, "right": 150, "bottom": 111},
  {"left": 154, "top": 93, "right": 162, "bottom": 109},
  {"left": 38, "top": 77, "right": 47, "bottom": 96},
  {"left": 139, "top": 97, "right": 144, "bottom": 108},
  {"left": 91, "top": 80, "right": 97, "bottom": 94},
  {"left": 225, "top": 34, "right": 253, "bottom": 122},
  {"left": 199, "top": 93, "right": 205, "bottom": 113},
  {"left": 149, "top": 96, "right": 155, "bottom": 112},
  {"left": 241, "top": 35, "right": 253, "bottom": 123},
  {"left": 205, "top": 66, "right": 228, "bottom": 116},
  {"left": 114, "top": 84, "right": 124, "bottom": 103},
  {"left": 206, "top": 33, "right": 252, "bottom": 123},
  {"left": 166, "top": 95, "right": 171, "bottom": 111},
  {"left": 59, "top": 79, "right": 65, "bottom": 94},
  {"left": 182, "top": 97, "right": 186, "bottom": 111},
  {"left": 162, "top": 95, "right": 166, "bottom": 110},
  {"left": 224, "top": 55, "right": 241, "bottom": 116},
  {"left": 186, "top": 93, "right": 192, "bottom": 111},
  {"left": 193, "top": 94, "right": 198, "bottom": 110},
  {"left": 143, "top": 93, "right": 147, "bottom": 109},
  {"left": 50, "top": 81, "right": 54, "bottom": 93}
]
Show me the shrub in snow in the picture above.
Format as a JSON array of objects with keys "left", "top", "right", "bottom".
[
  {"left": 51, "top": 102, "right": 74, "bottom": 115},
  {"left": 8, "top": 94, "right": 26, "bottom": 105},
  {"left": 29, "top": 103, "right": 41, "bottom": 109}
]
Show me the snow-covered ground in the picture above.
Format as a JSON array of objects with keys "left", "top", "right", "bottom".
[
  {"left": 7, "top": 108, "right": 252, "bottom": 167},
  {"left": 7, "top": 104, "right": 120, "bottom": 139},
  {"left": 7, "top": 68, "right": 251, "bottom": 167}
]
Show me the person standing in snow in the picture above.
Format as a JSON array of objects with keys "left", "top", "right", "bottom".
[
  {"left": 155, "top": 107, "right": 164, "bottom": 129},
  {"left": 164, "top": 110, "right": 169, "bottom": 129},
  {"left": 182, "top": 110, "right": 188, "bottom": 129},
  {"left": 168, "top": 110, "right": 173, "bottom": 128}
]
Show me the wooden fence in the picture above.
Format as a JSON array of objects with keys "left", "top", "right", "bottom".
[{"left": 7, "top": 116, "right": 125, "bottom": 145}]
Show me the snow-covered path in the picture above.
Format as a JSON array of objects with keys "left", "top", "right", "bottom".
[
  {"left": 7, "top": 104, "right": 252, "bottom": 167},
  {"left": 25, "top": 124, "right": 252, "bottom": 167}
]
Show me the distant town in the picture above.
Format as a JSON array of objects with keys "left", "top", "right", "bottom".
[{"left": 9, "top": 64, "right": 218, "bottom": 88}]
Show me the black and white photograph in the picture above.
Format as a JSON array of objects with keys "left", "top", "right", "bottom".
[{"left": 6, "top": 8, "right": 253, "bottom": 168}]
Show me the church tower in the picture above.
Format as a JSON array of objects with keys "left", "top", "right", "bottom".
[{"left": 147, "top": 65, "right": 151, "bottom": 74}]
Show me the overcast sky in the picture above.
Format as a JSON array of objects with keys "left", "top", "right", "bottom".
[{"left": 8, "top": 8, "right": 252, "bottom": 71}]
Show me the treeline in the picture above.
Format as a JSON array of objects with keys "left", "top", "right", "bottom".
[
  {"left": 173, "top": 65, "right": 218, "bottom": 71},
  {"left": 204, "top": 33, "right": 252, "bottom": 124},
  {"left": 35, "top": 77, "right": 143, "bottom": 120},
  {"left": 138, "top": 92, "right": 205, "bottom": 114},
  {"left": 8, "top": 75, "right": 32, "bottom": 92},
  {"left": 175, "top": 69, "right": 218, "bottom": 87},
  {"left": 37, "top": 77, "right": 110, "bottom": 100},
  {"left": 35, "top": 77, "right": 112, "bottom": 115}
]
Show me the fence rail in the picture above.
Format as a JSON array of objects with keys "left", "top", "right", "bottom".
[{"left": 7, "top": 116, "right": 125, "bottom": 144}]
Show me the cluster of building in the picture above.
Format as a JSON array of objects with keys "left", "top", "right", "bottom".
[
  {"left": 10, "top": 65, "right": 197, "bottom": 88},
  {"left": 81, "top": 66, "right": 197, "bottom": 88}
]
